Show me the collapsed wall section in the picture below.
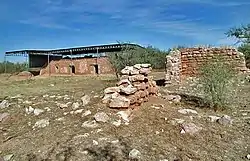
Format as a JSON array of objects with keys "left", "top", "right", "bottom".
[{"left": 165, "top": 47, "right": 249, "bottom": 85}]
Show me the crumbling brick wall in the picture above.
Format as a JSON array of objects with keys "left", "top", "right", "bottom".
[
  {"left": 40, "top": 57, "right": 114, "bottom": 75},
  {"left": 165, "top": 47, "right": 249, "bottom": 85}
]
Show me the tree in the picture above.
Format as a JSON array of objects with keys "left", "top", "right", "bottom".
[
  {"left": 226, "top": 24, "right": 250, "bottom": 67},
  {"left": 226, "top": 24, "right": 250, "bottom": 44},
  {"left": 0, "top": 61, "right": 27, "bottom": 73},
  {"left": 107, "top": 43, "right": 169, "bottom": 79}
]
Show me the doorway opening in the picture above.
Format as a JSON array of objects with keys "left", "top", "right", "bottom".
[
  {"left": 94, "top": 64, "right": 99, "bottom": 74},
  {"left": 70, "top": 65, "right": 75, "bottom": 74},
  {"left": 55, "top": 65, "right": 59, "bottom": 73}
]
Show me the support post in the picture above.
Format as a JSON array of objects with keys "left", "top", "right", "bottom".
[
  {"left": 25, "top": 53, "right": 29, "bottom": 71},
  {"left": 4, "top": 54, "right": 7, "bottom": 73},
  {"left": 70, "top": 49, "right": 73, "bottom": 76},
  {"left": 48, "top": 54, "right": 50, "bottom": 76},
  {"left": 97, "top": 48, "right": 99, "bottom": 76}
]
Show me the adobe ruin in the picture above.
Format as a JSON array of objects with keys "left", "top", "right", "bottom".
[
  {"left": 165, "top": 47, "right": 249, "bottom": 85},
  {"left": 40, "top": 57, "right": 113, "bottom": 75},
  {"left": 5, "top": 43, "right": 142, "bottom": 76}
]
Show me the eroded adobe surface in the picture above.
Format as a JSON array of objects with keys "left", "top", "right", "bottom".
[{"left": 165, "top": 47, "right": 249, "bottom": 85}]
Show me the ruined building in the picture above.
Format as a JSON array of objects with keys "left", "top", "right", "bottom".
[
  {"left": 5, "top": 43, "right": 142, "bottom": 76},
  {"left": 165, "top": 47, "right": 249, "bottom": 85}
]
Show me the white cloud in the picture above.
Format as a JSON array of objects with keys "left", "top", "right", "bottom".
[{"left": 1, "top": 0, "right": 249, "bottom": 45}]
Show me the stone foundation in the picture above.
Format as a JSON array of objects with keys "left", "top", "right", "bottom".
[
  {"left": 165, "top": 47, "right": 249, "bottom": 85},
  {"left": 102, "top": 64, "right": 158, "bottom": 108}
]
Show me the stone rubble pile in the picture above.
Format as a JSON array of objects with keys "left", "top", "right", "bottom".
[{"left": 102, "top": 64, "right": 158, "bottom": 108}]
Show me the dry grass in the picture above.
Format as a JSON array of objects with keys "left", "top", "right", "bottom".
[{"left": 0, "top": 73, "right": 249, "bottom": 161}]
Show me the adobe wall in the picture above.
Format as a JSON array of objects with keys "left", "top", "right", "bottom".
[
  {"left": 165, "top": 47, "right": 249, "bottom": 85},
  {"left": 40, "top": 57, "right": 114, "bottom": 75}
]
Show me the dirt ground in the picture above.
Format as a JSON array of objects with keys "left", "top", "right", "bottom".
[{"left": 0, "top": 73, "right": 249, "bottom": 161}]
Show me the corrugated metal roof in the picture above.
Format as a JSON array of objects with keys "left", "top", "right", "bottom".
[{"left": 5, "top": 43, "right": 143, "bottom": 56}]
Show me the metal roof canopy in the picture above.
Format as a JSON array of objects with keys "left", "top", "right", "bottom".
[{"left": 5, "top": 43, "right": 142, "bottom": 56}]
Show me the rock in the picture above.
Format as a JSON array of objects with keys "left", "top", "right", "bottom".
[
  {"left": 25, "top": 106, "right": 34, "bottom": 114},
  {"left": 178, "top": 109, "right": 198, "bottom": 115},
  {"left": 49, "top": 95, "right": 56, "bottom": 99},
  {"left": 82, "top": 110, "right": 92, "bottom": 117},
  {"left": 81, "top": 95, "right": 91, "bottom": 106},
  {"left": 44, "top": 107, "right": 51, "bottom": 112},
  {"left": 151, "top": 104, "right": 164, "bottom": 109},
  {"left": 109, "top": 96, "right": 130, "bottom": 108},
  {"left": 127, "top": 95, "right": 137, "bottom": 104},
  {"left": 129, "top": 149, "right": 141, "bottom": 159},
  {"left": 56, "top": 117, "right": 65, "bottom": 121},
  {"left": 0, "top": 113, "right": 9, "bottom": 122},
  {"left": 129, "top": 75, "right": 145, "bottom": 82},
  {"left": 0, "top": 100, "right": 9, "bottom": 109},
  {"left": 82, "top": 120, "right": 98, "bottom": 128},
  {"left": 139, "top": 67, "right": 151, "bottom": 75},
  {"left": 112, "top": 120, "right": 122, "bottom": 127},
  {"left": 181, "top": 123, "right": 202, "bottom": 135},
  {"left": 133, "top": 64, "right": 142, "bottom": 70},
  {"left": 131, "top": 69, "right": 140, "bottom": 75},
  {"left": 111, "top": 139, "right": 119, "bottom": 144},
  {"left": 120, "top": 85, "right": 137, "bottom": 95},
  {"left": 93, "top": 140, "right": 99, "bottom": 145},
  {"left": 74, "top": 109, "right": 84, "bottom": 114},
  {"left": 102, "top": 92, "right": 120, "bottom": 104},
  {"left": 104, "top": 87, "right": 120, "bottom": 94},
  {"left": 11, "top": 94, "right": 23, "bottom": 99},
  {"left": 43, "top": 94, "right": 49, "bottom": 98},
  {"left": 246, "top": 154, "right": 250, "bottom": 160},
  {"left": 138, "top": 90, "right": 147, "bottom": 98},
  {"left": 117, "top": 79, "right": 131, "bottom": 86},
  {"left": 208, "top": 116, "right": 220, "bottom": 122},
  {"left": 96, "top": 129, "right": 103, "bottom": 133},
  {"left": 164, "top": 95, "right": 181, "bottom": 103},
  {"left": 242, "top": 113, "right": 248, "bottom": 116},
  {"left": 121, "top": 66, "right": 134, "bottom": 75},
  {"left": 33, "top": 119, "right": 50, "bottom": 128},
  {"left": 148, "top": 87, "right": 158, "bottom": 95},
  {"left": 94, "top": 112, "right": 110, "bottom": 123},
  {"left": 33, "top": 108, "right": 44, "bottom": 116},
  {"left": 72, "top": 102, "right": 80, "bottom": 110},
  {"left": 24, "top": 100, "right": 33, "bottom": 104},
  {"left": 57, "top": 103, "right": 68, "bottom": 109},
  {"left": 133, "top": 82, "right": 146, "bottom": 90},
  {"left": 141, "top": 64, "right": 151, "bottom": 68},
  {"left": 117, "top": 110, "right": 132, "bottom": 122},
  {"left": 170, "top": 118, "right": 185, "bottom": 125},
  {"left": 3, "top": 154, "right": 14, "bottom": 161},
  {"left": 217, "top": 115, "right": 233, "bottom": 125}
]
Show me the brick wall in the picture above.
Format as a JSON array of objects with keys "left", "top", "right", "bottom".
[
  {"left": 165, "top": 47, "right": 249, "bottom": 85},
  {"left": 40, "top": 57, "right": 114, "bottom": 75}
]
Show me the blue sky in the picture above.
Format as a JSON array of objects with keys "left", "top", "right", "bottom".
[{"left": 1, "top": 0, "right": 250, "bottom": 62}]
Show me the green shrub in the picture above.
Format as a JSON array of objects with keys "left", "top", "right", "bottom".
[
  {"left": 199, "top": 57, "right": 237, "bottom": 110},
  {"left": 0, "top": 61, "right": 27, "bottom": 73},
  {"left": 238, "top": 44, "right": 250, "bottom": 68}
]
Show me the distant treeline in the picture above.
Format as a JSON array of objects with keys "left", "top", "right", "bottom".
[{"left": 0, "top": 61, "right": 27, "bottom": 73}]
